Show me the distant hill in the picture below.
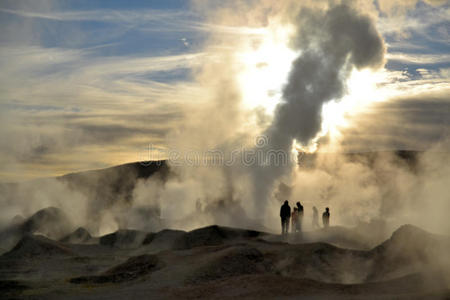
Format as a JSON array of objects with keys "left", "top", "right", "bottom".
[
  {"left": 59, "top": 160, "right": 170, "bottom": 205},
  {"left": 297, "top": 150, "right": 426, "bottom": 170},
  {"left": 60, "top": 160, "right": 169, "bottom": 182},
  {"left": 0, "top": 160, "right": 170, "bottom": 222},
  {"left": 0, "top": 161, "right": 170, "bottom": 252}
]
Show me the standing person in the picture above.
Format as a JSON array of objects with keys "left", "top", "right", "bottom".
[
  {"left": 296, "top": 202, "right": 304, "bottom": 232},
  {"left": 312, "top": 206, "right": 320, "bottom": 229},
  {"left": 280, "top": 200, "right": 291, "bottom": 236},
  {"left": 291, "top": 207, "right": 298, "bottom": 233},
  {"left": 322, "top": 207, "right": 330, "bottom": 228}
]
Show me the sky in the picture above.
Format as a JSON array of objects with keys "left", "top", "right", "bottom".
[{"left": 0, "top": 0, "right": 449, "bottom": 181}]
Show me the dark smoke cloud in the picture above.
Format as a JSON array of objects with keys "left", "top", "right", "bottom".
[
  {"left": 274, "top": 3, "right": 385, "bottom": 146},
  {"left": 250, "top": 3, "right": 385, "bottom": 216}
]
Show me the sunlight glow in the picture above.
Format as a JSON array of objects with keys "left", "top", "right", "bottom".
[
  {"left": 294, "top": 68, "right": 397, "bottom": 152},
  {"left": 235, "top": 22, "right": 297, "bottom": 114},
  {"left": 234, "top": 22, "right": 399, "bottom": 153},
  {"left": 318, "top": 68, "right": 395, "bottom": 150}
]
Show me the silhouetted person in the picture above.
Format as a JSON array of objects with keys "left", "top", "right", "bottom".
[
  {"left": 291, "top": 207, "right": 298, "bottom": 233},
  {"left": 296, "top": 201, "right": 304, "bottom": 232},
  {"left": 312, "top": 206, "right": 320, "bottom": 229},
  {"left": 280, "top": 200, "right": 291, "bottom": 235},
  {"left": 322, "top": 207, "right": 330, "bottom": 228}
]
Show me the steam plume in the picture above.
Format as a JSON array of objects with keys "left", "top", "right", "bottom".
[{"left": 250, "top": 3, "right": 386, "bottom": 216}]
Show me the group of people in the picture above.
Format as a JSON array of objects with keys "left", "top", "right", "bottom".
[{"left": 280, "top": 200, "right": 330, "bottom": 235}]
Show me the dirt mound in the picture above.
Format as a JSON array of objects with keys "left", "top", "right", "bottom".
[
  {"left": 174, "top": 225, "right": 226, "bottom": 249},
  {"left": 60, "top": 227, "right": 92, "bottom": 244},
  {"left": 274, "top": 242, "right": 369, "bottom": 284},
  {"left": 21, "top": 207, "right": 73, "bottom": 240},
  {"left": 0, "top": 207, "right": 73, "bottom": 255},
  {"left": 0, "top": 226, "right": 22, "bottom": 255},
  {"left": 2, "top": 234, "right": 73, "bottom": 258},
  {"left": 174, "top": 272, "right": 450, "bottom": 299},
  {"left": 377, "top": 224, "right": 445, "bottom": 254},
  {"left": 174, "top": 225, "right": 264, "bottom": 250},
  {"left": 187, "top": 246, "right": 269, "bottom": 284},
  {"left": 142, "top": 229, "right": 186, "bottom": 251},
  {"left": 218, "top": 226, "right": 264, "bottom": 239},
  {"left": 302, "top": 226, "right": 374, "bottom": 250},
  {"left": 271, "top": 225, "right": 450, "bottom": 284},
  {"left": 10, "top": 215, "right": 25, "bottom": 226},
  {"left": 1, "top": 222, "right": 449, "bottom": 298},
  {"left": 70, "top": 254, "right": 162, "bottom": 284},
  {"left": 366, "top": 224, "right": 450, "bottom": 281},
  {"left": 99, "top": 229, "right": 147, "bottom": 248}
]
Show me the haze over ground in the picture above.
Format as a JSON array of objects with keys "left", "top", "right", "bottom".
[
  {"left": 0, "top": 1, "right": 450, "bottom": 298},
  {"left": 0, "top": 0, "right": 448, "bottom": 235}
]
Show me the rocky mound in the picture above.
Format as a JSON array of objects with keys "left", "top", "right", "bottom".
[
  {"left": 10, "top": 215, "right": 25, "bottom": 226},
  {"left": 173, "top": 272, "right": 450, "bottom": 299},
  {"left": 60, "top": 227, "right": 92, "bottom": 244},
  {"left": 0, "top": 222, "right": 449, "bottom": 298},
  {"left": 0, "top": 207, "right": 74, "bottom": 255},
  {"left": 302, "top": 226, "right": 374, "bottom": 250},
  {"left": 173, "top": 225, "right": 265, "bottom": 250},
  {"left": 276, "top": 242, "right": 368, "bottom": 284},
  {"left": 99, "top": 229, "right": 147, "bottom": 249},
  {"left": 21, "top": 207, "right": 73, "bottom": 240},
  {"left": 70, "top": 254, "right": 162, "bottom": 284},
  {"left": 366, "top": 224, "right": 450, "bottom": 281},
  {"left": 0, "top": 227, "right": 22, "bottom": 255},
  {"left": 187, "top": 246, "right": 269, "bottom": 284},
  {"left": 142, "top": 229, "right": 186, "bottom": 251},
  {"left": 174, "top": 225, "right": 227, "bottom": 249},
  {"left": 2, "top": 234, "right": 73, "bottom": 259}
]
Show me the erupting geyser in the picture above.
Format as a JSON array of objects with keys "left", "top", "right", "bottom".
[{"left": 249, "top": 3, "right": 385, "bottom": 217}]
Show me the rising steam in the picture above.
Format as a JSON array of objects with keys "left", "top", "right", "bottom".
[
  {"left": 249, "top": 3, "right": 385, "bottom": 219},
  {"left": 0, "top": 1, "right": 448, "bottom": 243}
]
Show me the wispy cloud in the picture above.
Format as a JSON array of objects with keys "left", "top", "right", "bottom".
[
  {"left": 386, "top": 53, "right": 450, "bottom": 65},
  {"left": 0, "top": 0, "right": 449, "bottom": 181},
  {"left": 0, "top": 7, "right": 196, "bottom": 24},
  {"left": 0, "top": 6, "right": 272, "bottom": 37},
  {"left": 339, "top": 90, "right": 450, "bottom": 151},
  {"left": 0, "top": 41, "right": 211, "bottom": 179}
]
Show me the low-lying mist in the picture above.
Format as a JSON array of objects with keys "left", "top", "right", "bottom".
[
  {"left": 0, "top": 1, "right": 449, "bottom": 246},
  {"left": 131, "top": 141, "right": 450, "bottom": 239},
  {"left": 1, "top": 143, "right": 448, "bottom": 242}
]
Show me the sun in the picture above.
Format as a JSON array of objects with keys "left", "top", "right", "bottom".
[
  {"left": 318, "top": 68, "right": 393, "bottom": 150},
  {"left": 235, "top": 22, "right": 297, "bottom": 114},
  {"left": 234, "top": 22, "right": 394, "bottom": 153},
  {"left": 294, "top": 68, "right": 394, "bottom": 153}
]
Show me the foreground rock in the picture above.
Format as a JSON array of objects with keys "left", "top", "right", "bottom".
[
  {"left": 99, "top": 229, "right": 148, "bottom": 248},
  {"left": 173, "top": 225, "right": 264, "bottom": 250},
  {"left": 0, "top": 224, "right": 449, "bottom": 299},
  {"left": 0, "top": 206, "right": 74, "bottom": 255},
  {"left": 2, "top": 234, "right": 73, "bottom": 259},
  {"left": 70, "top": 254, "right": 163, "bottom": 284},
  {"left": 60, "top": 227, "right": 93, "bottom": 244}
]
